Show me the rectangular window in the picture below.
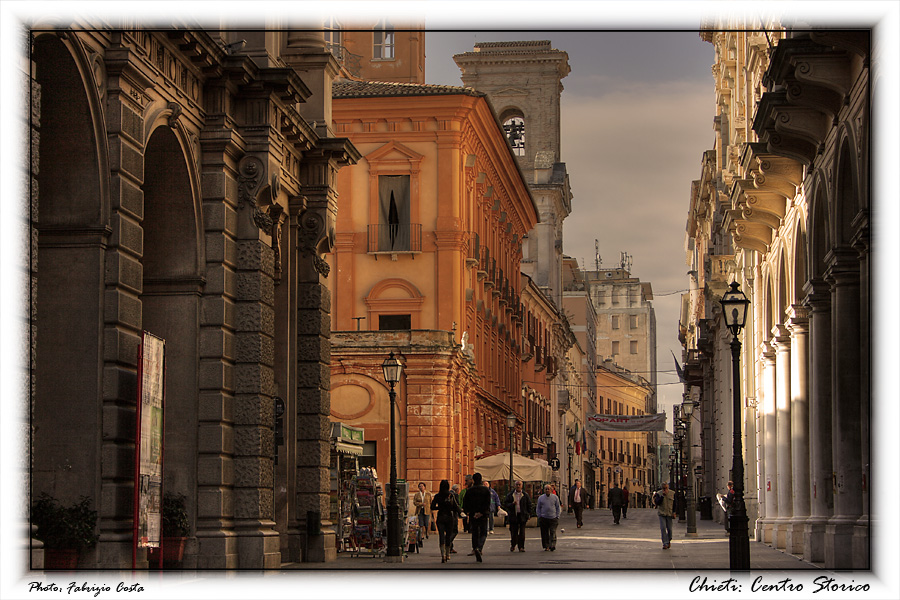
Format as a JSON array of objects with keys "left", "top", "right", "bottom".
[
  {"left": 374, "top": 21, "right": 395, "bottom": 59},
  {"left": 377, "top": 175, "right": 410, "bottom": 251},
  {"left": 379, "top": 314, "right": 411, "bottom": 330},
  {"left": 611, "top": 341, "right": 620, "bottom": 355},
  {"left": 324, "top": 18, "right": 342, "bottom": 58},
  {"left": 630, "top": 315, "right": 639, "bottom": 329},
  {"left": 611, "top": 315, "right": 619, "bottom": 330},
  {"left": 630, "top": 340, "right": 638, "bottom": 354}
]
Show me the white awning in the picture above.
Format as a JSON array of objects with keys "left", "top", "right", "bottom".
[{"left": 334, "top": 441, "right": 363, "bottom": 455}]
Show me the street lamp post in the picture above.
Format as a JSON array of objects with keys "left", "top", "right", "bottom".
[
  {"left": 682, "top": 399, "right": 698, "bottom": 536},
  {"left": 567, "top": 441, "right": 574, "bottom": 493},
  {"left": 720, "top": 281, "right": 751, "bottom": 570},
  {"left": 381, "top": 352, "right": 403, "bottom": 561},
  {"left": 507, "top": 412, "right": 517, "bottom": 491}
]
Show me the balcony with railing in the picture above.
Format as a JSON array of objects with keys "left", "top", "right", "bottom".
[{"left": 367, "top": 223, "right": 422, "bottom": 255}]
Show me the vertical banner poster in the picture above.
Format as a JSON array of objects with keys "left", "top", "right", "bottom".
[{"left": 135, "top": 332, "right": 165, "bottom": 549}]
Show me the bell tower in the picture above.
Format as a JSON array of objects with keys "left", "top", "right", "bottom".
[{"left": 454, "top": 40, "right": 573, "bottom": 307}]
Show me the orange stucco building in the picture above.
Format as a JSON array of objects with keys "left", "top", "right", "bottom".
[{"left": 326, "top": 79, "right": 539, "bottom": 490}]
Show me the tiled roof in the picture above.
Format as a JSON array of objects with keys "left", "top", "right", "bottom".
[{"left": 333, "top": 79, "right": 482, "bottom": 99}]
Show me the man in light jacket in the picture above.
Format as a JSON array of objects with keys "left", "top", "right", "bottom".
[
  {"left": 536, "top": 484, "right": 562, "bottom": 551},
  {"left": 654, "top": 481, "right": 677, "bottom": 549}
]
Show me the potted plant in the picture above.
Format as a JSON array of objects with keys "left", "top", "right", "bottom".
[
  {"left": 149, "top": 493, "right": 189, "bottom": 566},
  {"left": 31, "top": 494, "right": 99, "bottom": 569}
]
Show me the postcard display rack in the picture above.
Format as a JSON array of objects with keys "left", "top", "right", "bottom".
[
  {"left": 350, "top": 468, "right": 387, "bottom": 556},
  {"left": 329, "top": 450, "right": 358, "bottom": 553}
]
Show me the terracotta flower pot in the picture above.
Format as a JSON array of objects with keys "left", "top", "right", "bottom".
[
  {"left": 44, "top": 548, "right": 78, "bottom": 569},
  {"left": 147, "top": 537, "right": 185, "bottom": 567}
]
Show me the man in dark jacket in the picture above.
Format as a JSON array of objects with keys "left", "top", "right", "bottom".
[
  {"left": 503, "top": 480, "right": 532, "bottom": 552},
  {"left": 462, "top": 473, "right": 492, "bottom": 562},
  {"left": 608, "top": 482, "right": 625, "bottom": 525},
  {"left": 567, "top": 479, "right": 587, "bottom": 528}
]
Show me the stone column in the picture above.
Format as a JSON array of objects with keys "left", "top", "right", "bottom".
[
  {"left": 785, "top": 305, "right": 809, "bottom": 554},
  {"left": 293, "top": 140, "right": 357, "bottom": 562},
  {"left": 770, "top": 325, "right": 792, "bottom": 550},
  {"left": 802, "top": 279, "right": 832, "bottom": 563},
  {"left": 851, "top": 214, "right": 870, "bottom": 569},
  {"left": 824, "top": 248, "right": 862, "bottom": 569},
  {"left": 760, "top": 344, "right": 778, "bottom": 545},
  {"left": 232, "top": 155, "right": 280, "bottom": 569}
]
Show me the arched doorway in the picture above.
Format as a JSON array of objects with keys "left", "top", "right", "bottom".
[
  {"left": 32, "top": 34, "right": 106, "bottom": 503},
  {"left": 140, "top": 125, "right": 204, "bottom": 564}
]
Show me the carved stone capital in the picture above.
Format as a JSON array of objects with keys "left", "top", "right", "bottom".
[
  {"left": 785, "top": 304, "right": 809, "bottom": 333},
  {"left": 297, "top": 203, "right": 334, "bottom": 278},
  {"left": 237, "top": 154, "right": 275, "bottom": 233},
  {"left": 802, "top": 277, "right": 832, "bottom": 313}
]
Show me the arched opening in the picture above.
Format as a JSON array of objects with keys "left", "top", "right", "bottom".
[
  {"left": 835, "top": 138, "right": 858, "bottom": 245},
  {"left": 141, "top": 126, "right": 203, "bottom": 520},
  {"left": 501, "top": 109, "right": 526, "bottom": 157},
  {"left": 32, "top": 35, "right": 105, "bottom": 500}
]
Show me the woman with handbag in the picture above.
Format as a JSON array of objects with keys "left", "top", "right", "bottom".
[{"left": 430, "top": 479, "right": 463, "bottom": 563}]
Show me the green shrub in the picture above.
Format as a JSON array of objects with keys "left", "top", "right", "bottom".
[
  {"left": 31, "top": 494, "right": 99, "bottom": 552},
  {"left": 162, "top": 493, "right": 189, "bottom": 538}
]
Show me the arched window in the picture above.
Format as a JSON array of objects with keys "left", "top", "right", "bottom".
[{"left": 502, "top": 114, "right": 525, "bottom": 156}]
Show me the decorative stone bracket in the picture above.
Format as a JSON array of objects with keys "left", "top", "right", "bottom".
[
  {"left": 726, "top": 143, "right": 804, "bottom": 255},
  {"left": 754, "top": 35, "right": 861, "bottom": 166}
]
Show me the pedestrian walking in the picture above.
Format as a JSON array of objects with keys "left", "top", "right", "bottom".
[
  {"left": 502, "top": 480, "right": 532, "bottom": 552},
  {"left": 430, "top": 479, "right": 463, "bottom": 563},
  {"left": 536, "top": 484, "right": 561, "bottom": 551},
  {"left": 461, "top": 472, "right": 492, "bottom": 562},
  {"left": 608, "top": 481, "right": 625, "bottom": 525},
  {"left": 488, "top": 481, "right": 501, "bottom": 534},
  {"left": 654, "top": 481, "right": 677, "bottom": 549},
  {"left": 413, "top": 482, "right": 433, "bottom": 543},
  {"left": 622, "top": 486, "right": 629, "bottom": 519},
  {"left": 449, "top": 484, "right": 461, "bottom": 554},
  {"left": 567, "top": 479, "right": 587, "bottom": 528},
  {"left": 459, "top": 475, "right": 473, "bottom": 533}
]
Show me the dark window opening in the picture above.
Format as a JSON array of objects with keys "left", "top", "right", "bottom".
[{"left": 379, "top": 314, "right": 411, "bottom": 330}]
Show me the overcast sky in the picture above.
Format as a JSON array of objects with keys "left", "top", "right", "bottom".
[{"left": 425, "top": 31, "right": 716, "bottom": 425}]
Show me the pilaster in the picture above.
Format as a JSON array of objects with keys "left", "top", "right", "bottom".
[
  {"left": 759, "top": 343, "right": 777, "bottom": 544},
  {"left": 823, "top": 248, "right": 862, "bottom": 569},
  {"left": 770, "top": 325, "right": 792, "bottom": 550},
  {"left": 785, "top": 305, "right": 809, "bottom": 554},
  {"left": 801, "top": 278, "right": 832, "bottom": 563}
]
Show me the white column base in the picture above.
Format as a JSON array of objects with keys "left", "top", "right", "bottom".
[{"left": 802, "top": 517, "right": 828, "bottom": 563}]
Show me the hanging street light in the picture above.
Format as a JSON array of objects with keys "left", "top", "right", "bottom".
[
  {"left": 720, "top": 281, "right": 751, "bottom": 570},
  {"left": 381, "top": 351, "right": 403, "bottom": 561}
]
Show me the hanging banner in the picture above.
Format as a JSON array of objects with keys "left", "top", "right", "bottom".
[
  {"left": 586, "top": 413, "right": 666, "bottom": 432},
  {"left": 134, "top": 332, "right": 166, "bottom": 551}
]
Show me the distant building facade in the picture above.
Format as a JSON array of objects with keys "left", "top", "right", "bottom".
[
  {"left": 682, "top": 25, "right": 870, "bottom": 569},
  {"left": 327, "top": 79, "right": 538, "bottom": 490}
]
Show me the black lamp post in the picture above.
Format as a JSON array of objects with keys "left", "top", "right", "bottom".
[
  {"left": 507, "top": 412, "right": 517, "bottom": 491},
  {"left": 720, "top": 281, "right": 751, "bottom": 570},
  {"left": 567, "top": 441, "right": 574, "bottom": 491},
  {"left": 381, "top": 351, "right": 403, "bottom": 561}
]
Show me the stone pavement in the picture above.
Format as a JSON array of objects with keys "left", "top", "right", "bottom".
[{"left": 285, "top": 506, "right": 819, "bottom": 571}]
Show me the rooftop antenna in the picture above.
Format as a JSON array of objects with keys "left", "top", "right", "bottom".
[{"left": 620, "top": 251, "right": 632, "bottom": 273}]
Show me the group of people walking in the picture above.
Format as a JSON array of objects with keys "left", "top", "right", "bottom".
[{"left": 414, "top": 476, "right": 682, "bottom": 563}]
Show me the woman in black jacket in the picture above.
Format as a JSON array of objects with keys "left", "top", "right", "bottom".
[{"left": 431, "top": 479, "right": 463, "bottom": 563}]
